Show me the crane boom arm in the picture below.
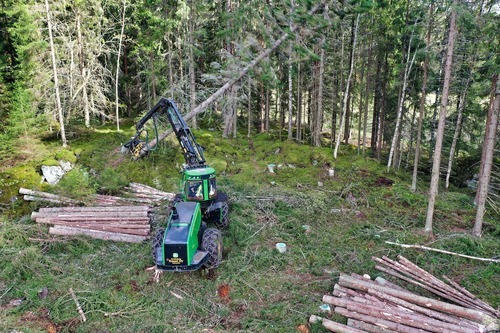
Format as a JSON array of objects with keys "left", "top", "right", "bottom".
[{"left": 126, "top": 98, "right": 206, "bottom": 166}]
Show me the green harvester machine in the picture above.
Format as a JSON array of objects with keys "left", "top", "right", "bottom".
[{"left": 124, "top": 98, "right": 228, "bottom": 271}]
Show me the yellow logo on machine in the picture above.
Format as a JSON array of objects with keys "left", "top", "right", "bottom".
[{"left": 167, "top": 257, "right": 184, "bottom": 264}]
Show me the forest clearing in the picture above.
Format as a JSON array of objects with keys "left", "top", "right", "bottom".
[{"left": 0, "top": 0, "right": 498, "bottom": 332}]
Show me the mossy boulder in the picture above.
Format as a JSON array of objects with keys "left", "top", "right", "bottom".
[
  {"left": 40, "top": 158, "right": 60, "bottom": 167},
  {"left": 55, "top": 149, "right": 78, "bottom": 164}
]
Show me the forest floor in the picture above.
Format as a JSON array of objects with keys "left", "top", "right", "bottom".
[{"left": 0, "top": 122, "right": 498, "bottom": 333}]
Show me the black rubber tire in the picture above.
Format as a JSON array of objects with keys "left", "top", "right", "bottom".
[
  {"left": 213, "top": 201, "right": 229, "bottom": 229},
  {"left": 151, "top": 228, "right": 164, "bottom": 263},
  {"left": 200, "top": 228, "right": 223, "bottom": 269},
  {"left": 212, "top": 192, "right": 229, "bottom": 229}
]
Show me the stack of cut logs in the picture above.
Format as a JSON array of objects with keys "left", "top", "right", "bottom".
[
  {"left": 23, "top": 182, "right": 176, "bottom": 243},
  {"left": 310, "top": 256, "right": 499, "bottom": 333},
  {"left": 20, "top": 182, "right": 174, "bottom": 206},
  {"left": 31, "top": 206, "right": 152, "bottom": 243}
]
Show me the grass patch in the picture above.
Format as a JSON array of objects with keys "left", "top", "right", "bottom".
[{"left": 1, "top": 125, "right": 498, "bottom": 332}]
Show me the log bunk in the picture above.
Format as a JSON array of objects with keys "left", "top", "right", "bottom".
[
  {"left": 22, "top": 183, "right": 175, "bottom": 243},
  {"left": 310, "top": 256, "right": 499, "bottom": 333}
]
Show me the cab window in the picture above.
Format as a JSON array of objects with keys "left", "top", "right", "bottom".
[
  {"left": 209, "top": 179, "right": 217, "bottom": 198},
  {"left": 186, "top": 180, "right": 203, "bottom": 200}
]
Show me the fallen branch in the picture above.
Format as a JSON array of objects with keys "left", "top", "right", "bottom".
[
  {"left": 69, "top": 288, "right": 86, "bottom": 322},
  {"left": 384, "top": 241, "right": 500, "bottom": 263}
]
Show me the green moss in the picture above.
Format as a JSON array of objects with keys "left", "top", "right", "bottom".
[
  {"left": 55, "top": 149, "right": 78, "bottom": 163},
  {"left": 40, "top": 158, "right": 59, "bottom": 166}
]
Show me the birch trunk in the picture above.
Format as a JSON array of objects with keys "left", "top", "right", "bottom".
[
  {"left": 425, "top": 2, "right": 458, "bottom": 234},
  {"left": 115, "top": 0, "right": 127, "bottom": 131},
  {"left": 473, "top": 74, "right": 499, "bottom": 237},
  {"left": 44, "top": 0, "right": 66, "bottom": 147},
  {"left": 334, "top": 14, "right": 359, "bottom": 159}
]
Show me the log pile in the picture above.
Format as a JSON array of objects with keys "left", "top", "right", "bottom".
[
  {"left": 31, "top": 206, "right": 151, "bottom": 243},
  {"left": 20, "top": 182, "right": 174, "bottom": 206},
  {"left": 310, "top": 256, "right": 498, "bottom": 333}
]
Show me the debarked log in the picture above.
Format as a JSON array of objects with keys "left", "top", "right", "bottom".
[
  {"left": 323, "top": 295, "right": 478, "bottom": 333},
  {"left": 338, "top": 274, "right": 491, "bottom": 324},
  {"left": 309, "top": 315, "right": 366, "bottom": 333},
  {"left": 49, "top": 226, "right": 148, "bottom": 243}
]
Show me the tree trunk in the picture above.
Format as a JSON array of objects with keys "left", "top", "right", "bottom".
[
  {"left": 336, "top": 28, "right": 345, "bottom": 147},
  {"left": 362, "top": 31, "right": 374, "bottom": 157},
  {"left": 429, "top": 34, "right": 447, "bottom": 161},
  {"left": 371, "top": 47, "right": 383, "bottom": 155},
  {"left": 377, "top": 54, "right": 388, "bottom": 160},
  {"left": 406, "top": 103, "right": 418, "bottom": 169},
  {"left": 334, "top": 14, "right": 359, "bottom": 159},
  {"left": 425, "top": 2, "right": 458, "bottom": 234},
  {"left": 188, "top": 0, "right": 197, "bottom": 129},
  {"left": 232, "top": 84, "right": 238, "bottom": 138},
  {"left": 297, "top": 62, "right": 302, "bottom": 142},
  {"left": 412, "top": 2, "right": 433, "bottom": 191},
  {"left": 315, "top": 41, "right": 325, "bottom": 146},
  {"left": 343, "top": 17, "right": 357, "bottom": 145},
  {"left": 265, "top": 85, "right": 270, "bottom": 132},
  {"left": 473, "top": 74, "right": 499, "bottom": 237},
  {"left": 44, "top": 0, "right": 67, "bottom": 147},
  {"left": 357, "top": 38, "right": 366, "bottom": 155},
  {"left": 287, "top": 0, "right": 295, "bottom": 140},
  {"left": 445, "top": 76, "right": 470, "bottom": 189},
  {"left": 387, "top": 33, "right": 416, "bottom": 171},
  {"left": 260, "top": 83, "right": 265, "bottom": 132},
  {"left": 314, "top": 4, "right": 328, "bottom": 146},
  {"left": 247, "top": 78, "right": 252, "bottom": 137},
  {"left": 166, "top": 31, "right": 173, "bottom": 98},
  {"left": 115, "top": 0, "right": 127, "bottom": 131},
  {"left": 76, "top": 11, "right": 90, "bottom": 128}
]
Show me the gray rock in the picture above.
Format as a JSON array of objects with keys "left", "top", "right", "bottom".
[
  {"left": 41, "top": 165, "right": 65, "bottom": 185},
  {"left": 59, "top": 160, "right": 73, "bottom": 172}
]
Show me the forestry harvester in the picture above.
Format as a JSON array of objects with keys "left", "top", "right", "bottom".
[{"left": 124, "top": 98, "right": 228, "bottom": 271}]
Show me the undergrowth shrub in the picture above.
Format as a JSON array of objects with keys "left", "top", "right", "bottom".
[
  {"left": 95, "top": 168, "right": 128, "bottom": 195},
  {"left": 56, "top": 168, "right": 96, "bottom": 198}
]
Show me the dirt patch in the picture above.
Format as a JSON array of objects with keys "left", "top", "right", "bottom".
[{"left": 19, "top": 308, "right": 59, "bottom": 332}]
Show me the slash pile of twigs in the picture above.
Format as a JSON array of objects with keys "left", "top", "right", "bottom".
[{"left": 310, "top": 256, "right": 499, "bottom": 333}]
